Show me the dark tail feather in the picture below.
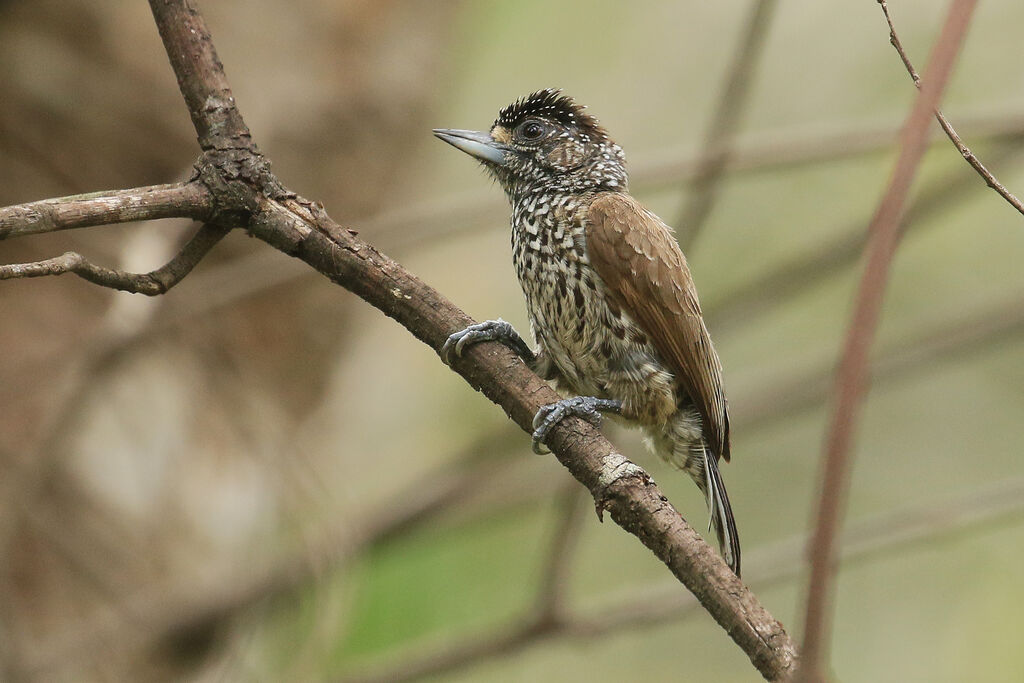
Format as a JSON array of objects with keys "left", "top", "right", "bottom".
[{"left": 703, "top": 447, "right": 741, "bottom": 576}]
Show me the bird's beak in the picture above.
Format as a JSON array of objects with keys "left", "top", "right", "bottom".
[{"left": 433, "top": 128, "right": 507, "bottom": 166}]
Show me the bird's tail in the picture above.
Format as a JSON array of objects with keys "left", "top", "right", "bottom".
[{"left": 699, "top": 445, "right": 741, "bottom": 576}]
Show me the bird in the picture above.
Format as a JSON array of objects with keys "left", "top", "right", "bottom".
[{"left": 433, "top": 88, "right": 740, "bottom": 575}]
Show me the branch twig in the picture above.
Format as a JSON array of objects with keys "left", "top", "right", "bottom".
[
  {"left": 879, "top": 0, "right": 1024, "bottom": 217},
  {"left": 0, "top": 223, "right": 229, "bottom": 293},
  {"left": 799, "top": 2, "right": 978, "bottom": 679},
  {"left": 148, "top": 1, "right": 251, "bottom": 151}
]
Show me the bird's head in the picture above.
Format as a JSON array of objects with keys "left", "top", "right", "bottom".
[{"left": 434, "top": 89, "right": 627, "bottom": 197}]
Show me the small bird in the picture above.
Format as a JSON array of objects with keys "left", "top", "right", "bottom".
[{"left": 434, "top": 89, "right": 740, "bottom": 575}]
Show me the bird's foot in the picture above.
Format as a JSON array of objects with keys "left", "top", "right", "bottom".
[
  {"left": 440, "top": 319, "right": 534, "bottom": 365},
  {"left": 531, "top": 396, "right": 622, "bottom": 454}
]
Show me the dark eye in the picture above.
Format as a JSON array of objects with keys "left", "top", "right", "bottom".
[{"left": 517, "top": 120, "right": 546, "bottom": 141}]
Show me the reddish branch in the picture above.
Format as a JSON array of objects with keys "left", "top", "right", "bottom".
[{"left": 798, "top": 1, "right": 978, "bottom": 680}]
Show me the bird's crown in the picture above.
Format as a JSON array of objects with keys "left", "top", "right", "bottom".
[{"left": 494, "top": 88, "right": 607, "bottom": 141}]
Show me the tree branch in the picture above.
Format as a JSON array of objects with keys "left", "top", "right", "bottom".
[
  {"left": 0, "top": 182, "right": 211, "bottom": 240},
  {"left": 0, "top": 223, "right": 230, "bottom": 293},
  {"left": 246, "top": 196, "right": 798, "bottom": 678},
  {"left": 799, "top": 2, "right": 978, "bottom": 679},
  {"left": 148, "top": 0, "right": 252, "bottom": 151},
  {"left": 879, "top": 0, "right": 1024, "bottom": 217}
]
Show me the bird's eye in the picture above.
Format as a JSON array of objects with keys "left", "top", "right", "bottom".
[{"left": 517, "top": 120, "right": 546, "bottom": 141}]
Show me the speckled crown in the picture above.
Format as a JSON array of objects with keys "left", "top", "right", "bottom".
[{"left": 495, "top": 89, "right": 607, "bottom": 140}]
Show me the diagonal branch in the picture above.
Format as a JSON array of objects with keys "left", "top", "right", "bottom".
[
  {"left": 247, "top": 198, "right": 798, "bottom": 678},
  {"left": 798, "top": 1, "right": 978, "bottom": 680},
  {"left": 879, "top": 0, "right": 1024, "bottom": 217},
  {"left": 0, "top": 223, "right": 230, "bottom": 294}
]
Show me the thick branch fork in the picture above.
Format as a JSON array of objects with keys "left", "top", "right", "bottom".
[{"left": 0, "top": 0, "right": 799, "bottom": 679}]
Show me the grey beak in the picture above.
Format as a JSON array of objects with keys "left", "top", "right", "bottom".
[{"left": 433, "top": 128, "right": 507, "bottom": 166}]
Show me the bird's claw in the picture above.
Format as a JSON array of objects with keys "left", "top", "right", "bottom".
[
  {"left": 440, "top": 319, "right": 533, "bottom": 365},
  {"left": 531, "top": 396, "right": 623, "bottom": 454}
]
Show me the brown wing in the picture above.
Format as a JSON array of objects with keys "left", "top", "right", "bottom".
[{"left": 586, "top": 192, "right": 731, "bottom": 461}]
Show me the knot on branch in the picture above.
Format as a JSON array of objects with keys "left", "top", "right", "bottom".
[
  {"left": 593, "top": 452, "right": 651, "bottom": 521},
  {"left": 193, "top": 147, "right": 291, "bottom": 227}
]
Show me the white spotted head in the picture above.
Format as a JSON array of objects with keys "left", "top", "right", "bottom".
[{"left": 434, "top": 89, "right": 627, "bottom": 197}]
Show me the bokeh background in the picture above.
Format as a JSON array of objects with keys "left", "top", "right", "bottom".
[{"left": 1, "top": 0, "right": 1023, "bottom": 681}]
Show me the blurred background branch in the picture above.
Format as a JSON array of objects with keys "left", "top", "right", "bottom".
[
  {"left": 675, "top": 0, "right": 777, "bottom": 251},
  {"left": 800, "top": 1, "right": 978, "bottom": 679},
  {"left": 339, "top": 476, "right": 1024, "bottom": 683}
]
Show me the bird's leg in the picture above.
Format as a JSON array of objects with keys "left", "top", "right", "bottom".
[
  {"left": 440, "top": 318, "right": 535, "bottom": 365},
  {"left": 531, "top": 396, "right": 623, "bottom": 454}
]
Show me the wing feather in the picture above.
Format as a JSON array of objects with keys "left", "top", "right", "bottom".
[{"left": 586, "top": 192, "right": 731, "bottom": 460}]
